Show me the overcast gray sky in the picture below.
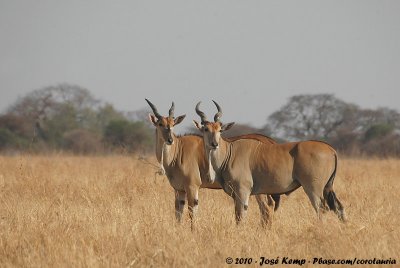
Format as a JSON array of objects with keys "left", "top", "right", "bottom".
[{"left": 0, "top": 1, "right": 399, "bottom": 128}]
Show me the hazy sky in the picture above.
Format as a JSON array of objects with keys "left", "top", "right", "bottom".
[{"left": 1, "top": 1, "right": 399, "bottom": 128}]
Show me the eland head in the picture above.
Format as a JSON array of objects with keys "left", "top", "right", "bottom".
[
  {"left": 193, "top": 100, "right": 235, "bottom": 150},
  {"left": 146, "top": 99, "right": 186, "bottom": 145}
]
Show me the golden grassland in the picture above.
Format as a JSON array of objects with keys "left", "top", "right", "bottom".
[{"left": 0, "top": 155, "right": 399, "bottom": 267}]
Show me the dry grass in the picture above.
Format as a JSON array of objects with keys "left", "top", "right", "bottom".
[{"left": 0, "top": 155, "right": 399, "bottom": 267}]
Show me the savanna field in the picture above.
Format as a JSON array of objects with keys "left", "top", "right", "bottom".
[{"left": 0, "top": 155, "right": 399, "bottom": 267}]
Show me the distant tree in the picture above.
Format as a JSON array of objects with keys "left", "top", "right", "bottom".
[
  {"left": 265, "top": 94, "right": 400, "bottom": 157},
  {"left": 1, "top": 84, "right": 155, "bottom": 153},
  {"left": 126, "top": 108, "right": 151, "bottom": 124},
  {"left": 364, "top": 123, "right": 394, "bottom": 142},
  {"left": 8, "top": 83, "right": 99, "bottom": 122},
  {"left": 0, "top": 128, "right": 28, "bottom": 150},
  {"left": 0, "top": 114, "right": 32, "bottom": 150},
  {"left": 39, "top": 103, "right": 81, "bottom": 148},
  {"left": 363, "top": 133, "right": 400, "bottom": 157},
  {"left": 103, "top": 120, "right": 153, "bottom": 152},
  {"left": 267, "top": 94, "right": 357, "bottom": 141},
  {"left": 357, "top": 108, "right": 400, "bottom": 133},
  {"left": 95, "top": 103, "right": 126, "bottom": 131},
  {"left": 0, "top": 114, "right": 33, "bottom": 138},
  {"left": 0, "top": 128, "right": 13, "bottom": 149},
  {"left": 63, "top": 129, "right": 103, "bottom": 154},
  {"left": 328, "top": 129, "right": 361, "bottom": 156},
  {"left": 5, "top": 84, "right": 101, "bottom": 148}
]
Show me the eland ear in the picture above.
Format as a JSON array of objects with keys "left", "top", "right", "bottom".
[
  {"left": 221, "top": 122, "right": 235, "bottom": 132},
  {"left": 149, "top": 114, "right": 158, "bottom": 126},
  {"left": 193, "top": 120, "right": 202, "bottom": 130},
  {"left": 174, "top": 115, "right": 186, "bottom": 125}
]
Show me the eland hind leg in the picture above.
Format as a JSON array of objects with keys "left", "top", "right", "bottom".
[
  {"left": 302, "top": 186, "right": 326, "bottom": 219},
  {"left": 292, "top": 141, "right": 345, "bottom": 221},
  {"left": 255, "top": 194, "right": 275, "bottom": 228},
  {"left": 301, "top": 180, "right": 346, "bottom": 222},
  {"left": 323, "top": 187, "right": 346, "bottom": 222},
  {"left": 322, "top": 158, "right": 346, "bottom": 222}
]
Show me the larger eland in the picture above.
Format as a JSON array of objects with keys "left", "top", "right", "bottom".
[{"left": 194, "top": 101, "right": 346, "bottom": 223}]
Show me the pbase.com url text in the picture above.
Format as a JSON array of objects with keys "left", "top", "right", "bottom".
[{"left": 225, "top": 256, "right": 396, "bottom": 266}]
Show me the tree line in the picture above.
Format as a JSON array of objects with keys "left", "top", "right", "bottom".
[
  {"left": 0, "top": 84, "right": 153, "bottom": 154},
  {"left": 265, "top": 94, "right": 400, "bottom": 156},
  {"left": 1, "top": 84, "right": 399, "bottom": 157}
]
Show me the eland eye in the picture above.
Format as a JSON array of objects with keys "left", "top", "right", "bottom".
[{"left": 204, "top": 128, "right": 209, "bottom": 132}]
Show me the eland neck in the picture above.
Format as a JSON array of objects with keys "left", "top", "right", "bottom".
[
  {"left": 155, "top": 130, "right": 178, "bottom": 167},
  {"left": 207, "top": 137, "right": 230, "bottom": 173}
]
